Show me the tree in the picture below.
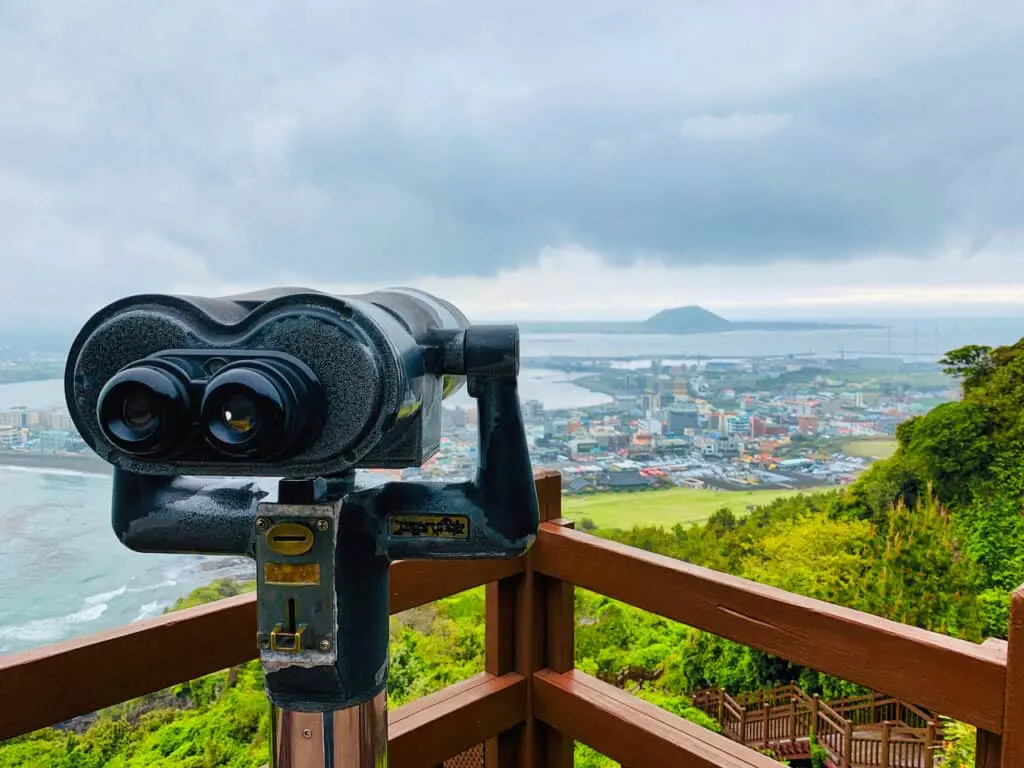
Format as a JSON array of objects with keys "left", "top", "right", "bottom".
[
  {"left": 863, "top": 493, "right": 982, "bottom": 639},
  {"left": 940, "top": 345, "right": 994, "bottom": 389},
  {"left": 899, "top": 401, "right": 995, "bottom": 507}
]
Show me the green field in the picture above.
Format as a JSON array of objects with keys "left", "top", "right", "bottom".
[
  {"left": 562, "top": 487, "right": 801, "bottom": 530},
  {"left": 842, "top": 439, "right": 898, "bottom": 459}
]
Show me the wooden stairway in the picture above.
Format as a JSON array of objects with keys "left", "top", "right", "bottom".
[{"left": 691, "top": 684, "right": 944, "bottom": 768}]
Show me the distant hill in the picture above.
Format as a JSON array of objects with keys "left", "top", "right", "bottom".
[
  {"left": 641, "top": 305, "right": 733, "bottom": 334},
  {"left": 517, "top": 307, "right": 880, "bottom": 335}
]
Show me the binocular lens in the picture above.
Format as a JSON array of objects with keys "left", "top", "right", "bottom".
[
  {"left": 123, "top": 390, "right": 159, "bottom": 431},
  {"left": 201, "top": 366, "right": 290, "bottom": 458},
  {"left": 96, "top": 365, "right": 190, "bottom": 456},
  {"left": 221, "top": 393, "right": 258, "bottom": 436}
]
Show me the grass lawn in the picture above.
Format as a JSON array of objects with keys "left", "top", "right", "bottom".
[
  {"left": 562, "top": 487, "right": 803, "bottom": 530},
  {"left": 842, "top": 439, "right": 898, "bottom": 460}
]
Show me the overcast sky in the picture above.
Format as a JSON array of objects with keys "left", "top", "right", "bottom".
[{"left": 3, "top": 0, "right": 1024, "bottom": 327}]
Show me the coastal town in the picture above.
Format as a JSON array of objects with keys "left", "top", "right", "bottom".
[
  {"left": 412, "top": 355, "right": 955, "bottom": 493},
  {"left": 0, "top": 353, "right": 957, "bottom": 495}
]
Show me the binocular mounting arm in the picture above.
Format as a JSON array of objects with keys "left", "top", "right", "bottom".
[{"left": 110, "top": 472, "right": 268, "bottom": 557}]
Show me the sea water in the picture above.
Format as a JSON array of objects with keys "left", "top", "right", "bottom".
[{"left": 0, "top": 466, "right": 255, "bottom": 654}]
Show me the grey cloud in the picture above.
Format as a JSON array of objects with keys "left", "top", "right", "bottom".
[{"left": 1, "top": 0, "right": 1024, "bottom": 325}]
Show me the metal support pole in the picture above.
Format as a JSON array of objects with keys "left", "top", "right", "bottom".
[{"left": 272, "top": 691, "right": 387, "bottom": 768}]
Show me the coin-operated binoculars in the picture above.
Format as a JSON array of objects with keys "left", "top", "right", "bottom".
[{"left": 64, "top": 287, "right": 540, "bottom": 768}]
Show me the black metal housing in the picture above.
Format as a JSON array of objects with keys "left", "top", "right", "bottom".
[{"left": 65, "top": 287, "right": 477, "bottom": 476}]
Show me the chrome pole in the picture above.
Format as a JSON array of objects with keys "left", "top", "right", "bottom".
[{"left": 272, "top": 690, "right": 388, "bottom": 768}]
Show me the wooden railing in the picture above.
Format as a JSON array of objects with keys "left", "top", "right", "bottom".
[
  {"left": 0, "top": 470, "right": 1022, "bottom": 768},
  {"left": 693, "top": 684, "right": 942, "bottom": 767},
  {"left": 831, "top": 693, "right": 937, "bottom": 731}
]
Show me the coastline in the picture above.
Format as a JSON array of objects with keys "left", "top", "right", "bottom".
[{"left": 0, "top": 450, "right": 112, "bottom": 476}]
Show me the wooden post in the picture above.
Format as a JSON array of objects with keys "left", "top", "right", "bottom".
[
  {"left": 756, "top": 690, "right": 764, "bottom": 745},
  {"left": 484, "top": 561, "right": 520, "bottom": 768},
  {"left": 811, "top": 693, "right": 820, "bottom": 737},
  {"left": 739, "top": 710, "right": 748, "bottom": 745},
  {"left": 485, "top": 471, "right": 569, "bottom": 768},
  {"left": 485, "top": 471, "right": 573, "bottom": 768},
  {"left": 977, "top": 730, "right": 1004, "bottom": 768},
  {"left": 923, "top": 721, "right": 937, "bottom": 768},
  {"left": 541, "top": 513, "right": 575, "bottom": 768},
  {"left": 1002, "top": 583, "right": 1024, "bottom": 768},
  {"left": 842, "top": 720, "right": 853, "bottom": 768},
  {"left": 789, "top": 698, "right": 798, "bottom": 746},
  {"left": 717, "top": 687, "right": 724, "bottom": 725},
  {"left": 881, "top": 721, "right": 891, "bottom": 768},
  {"left": 762, "top": 696, "right": 771, "bottom": 748}
]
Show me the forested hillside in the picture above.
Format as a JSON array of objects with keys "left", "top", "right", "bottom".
[{"left": 2, "top": 341, "right": 1022, "bottom": 768}]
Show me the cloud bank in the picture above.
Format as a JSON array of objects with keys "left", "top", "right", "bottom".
[{"left": 1, "top": 0, "right": 1024, "bottom": 325}]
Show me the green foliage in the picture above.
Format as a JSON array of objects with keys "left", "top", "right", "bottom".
[
  {"left": 740, "top": 514, "right": 874, "bottom": 606},
  {"left": 835, "top": 336, "right": 1024, "bottom": 641},
  {"left": 941, "top": 719, "right": 978, "bottom": 768},
  {"left": 862, "top": 494, "right": 981, "bottom": 638},
  {"left": 808, "top": 730, "right": 830, "bottom": 768},
  {"left": 388, "top": 589, "right": 486, "bottom": 707},
  {"left": 574, "top": 742, "right": 617, "bottom": 767},
  {"left": 169, "top": 578, "right": 256, "bottom": 612},
  {"left": 941, "top": 344, "right": 994, "bottom": 389},
  {"left": 898, "top": 401, "right": 995, "bottom": 506}
]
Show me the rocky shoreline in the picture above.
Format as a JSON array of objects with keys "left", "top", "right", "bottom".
[{"left": 0, "top": 449, "right": 112, "bottom": 475}]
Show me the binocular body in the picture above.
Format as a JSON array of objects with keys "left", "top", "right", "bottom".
[
  {"left": 64, "top": 287, "right": 490, "bottom": 478},
  {"left": 65, "top": 286, "right": 540, "bottom": 725}
]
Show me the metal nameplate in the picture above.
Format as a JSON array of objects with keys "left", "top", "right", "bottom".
[
  {"left": 388, "top": 514, "right": 470, "bottom": 539},
  {"left": 264, "top": 562, "right": 321, "bottom": 586}
]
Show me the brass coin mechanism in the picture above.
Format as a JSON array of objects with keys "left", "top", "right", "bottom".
[
  {"left": 255, "top": 513, "right": 335, "bottom": 656},
  {"left": 265, "top": 522, "right": 315, "bottom": 556}
]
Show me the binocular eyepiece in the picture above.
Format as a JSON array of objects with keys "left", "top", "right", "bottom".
[
  {"left": 66, "top": 287, "right": 514, "bottom": 477},
  {"left": 95, "top": 349, "right": 325, "bottom": 461}
]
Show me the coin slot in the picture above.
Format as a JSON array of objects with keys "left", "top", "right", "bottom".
[{"left": 265, "top": 522, "right": 315, "bottom": 555}]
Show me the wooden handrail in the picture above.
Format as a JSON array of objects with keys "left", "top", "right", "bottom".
[
  {"left": 735, "top": 683, "right": 802, "bottom": 709},
  {"left": 816, "top": 697, "right": 849, "bottom": 733},
  {"left": 389, "top": 672, "right": 525, "bottom": 767},
  {"left": 722, "top": 695, "right": 745, "bottom": 721},
  {"left": 532, "top": 522, "right": 1009, "bottom": 733},
  {"left": 533, "top": 669, "right": 780, "bottom": 768},
  {"left": 0, "top": 554, "right": 525, "bottom": 741}
]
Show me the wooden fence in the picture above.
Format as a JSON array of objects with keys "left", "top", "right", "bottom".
[{"left": 0, "top": 471, "right": 1021, "bottom": 768}]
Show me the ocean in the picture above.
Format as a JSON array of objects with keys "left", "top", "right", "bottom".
[
  {"left": 0, "top": 466, "right": 255, "bottom": 653},
  {"left": 2, "top": 319, "right": 1023, "bottom": 655}
]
